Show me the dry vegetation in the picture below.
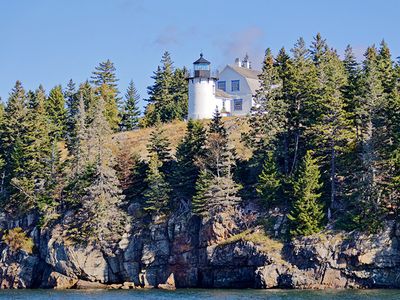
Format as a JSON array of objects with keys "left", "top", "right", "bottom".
[
  {"left": 112, "top": 117, "right": 252, "bottom": 161},
  {"left": 2, "top": 227, "right": 34, "bottom": 254},
  {"left": 219, "top": 228, "right": 284, "bottom": 254}
]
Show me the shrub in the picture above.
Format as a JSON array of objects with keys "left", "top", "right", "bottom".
[{"left": 2, "top": 227, "right": 34, "bottom": 254}]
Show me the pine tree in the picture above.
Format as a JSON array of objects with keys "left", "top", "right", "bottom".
[
  {"left": 192, "top": 169, "right": 214, "bottom": 217},
  {"left": 144, "top": 52, "right": 185, "bottom": 125},
  {"left": 0, "top": 81, "right": 31, "bottom": 212},
  {"left": 146, "top": 125, "right": 172, "bottom": 164},
  {"left": 256, "top": 152, "right": 282, "bottom": 208},
  {"left": 65, "top": 79, "right": 79, "bottom": 151},
  {"left": 309, "top": 49, "right": 352, "bottom": 219},
  {"left": 245, "top": 48, "right": 287, "bottom": 160},
  {"left": 120, "top": 80, "right": 141, "bottom": 131},
  {"left": 285, "top": 38, "right": 319, "bottom": 174},
  {"left": 72, "top": 96, "right": 129, "bottom": 245},
  {"left": 192, "top": 114, "right": 241, "bottom": 217},
  {"left": 171, "top": 67, "right": 189, "bottom": 120},
  {"left": 46, "top": 85, "right": 67, "bottom": 140},
  {"left": 377, "top": 40, "right": 394, "bottom": 94},
  {"left": 209, "top": 108, "right": 226, "bottom": 137},
  {"left": 174, "top": 120, "right": 207, "bottom": 201},
  {"left": 96, "top": 84, "right": 121, "bottom": 131},
  {"left": 309, "top": 33, "right": 328, "bottom": 66},
  {"left": 287, "top": 150, "right": 324, "bottom": 237},
  {"left": 343, "top": 45, "right": 361, "bottom": 136},
  {"left": 90, "top": 59, "right": 119, "bottom": 89},
  {"left": 25, "top": 85, "right": 54, "bottom": 213},
  {"left": 143, "top": 153, "right": 171, "bottom": 216}
]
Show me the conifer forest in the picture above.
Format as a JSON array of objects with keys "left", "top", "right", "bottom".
[{"left": 0, "top": 34, "right": 399, "bottom": 244}]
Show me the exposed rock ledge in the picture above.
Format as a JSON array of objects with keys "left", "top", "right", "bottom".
[{"left": 0, "top": 211, "right": 400, "bottom": 289}]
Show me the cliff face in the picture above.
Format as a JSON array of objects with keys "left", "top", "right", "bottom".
[{"left": 0, "top": 210, "right": 400, "bottom": 289}]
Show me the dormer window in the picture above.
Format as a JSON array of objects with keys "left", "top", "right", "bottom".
[
  {"left": 231, "top": 80, "right": 240, "bottom": 92},
  {"left": 218, "top": 81, "right": 226, "bottom": 91}
]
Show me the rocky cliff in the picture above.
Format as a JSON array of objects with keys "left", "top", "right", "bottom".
[{"left": 0, "top": 209, "right": 400, "bottom": 289}]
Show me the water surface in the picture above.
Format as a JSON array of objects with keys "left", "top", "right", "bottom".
[{"left": 0, "top": 289, "right": 400, "bottom": 300}]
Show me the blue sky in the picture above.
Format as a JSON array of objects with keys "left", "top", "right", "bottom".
[{"left": 0, "top": 0, "right": 399, "bottom": 108}]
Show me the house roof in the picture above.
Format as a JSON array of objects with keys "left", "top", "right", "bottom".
[
  {"left": 215, "top": 89, "right": 233, "bottom": 99},
  {"left": 228, "top": 65, "right": 261, "bottom": 79}
]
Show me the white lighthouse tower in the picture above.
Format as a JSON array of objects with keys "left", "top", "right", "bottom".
[{"left": 188, "top": 53, "right": 218, "bottom": 119}]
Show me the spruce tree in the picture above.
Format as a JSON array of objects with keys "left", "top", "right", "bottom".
[
  {"left": 174, "top": 120, "right": 207, "bottom": 201},
  {"left": 256, "top": 152, "right": 282, "bottom": 208},
  {"left": 309, "top": 49, "right": 352, "bottom": 219},
  {"left": 73, "top": 96, "right": 129, "bottom": 245},
  {"left": 309, "top": 33, "right": 328, "bottom": 66},
  {"left": 120, "top": 80, "right": 141, "bottom": 131},
  {"left": 65, "top": 79, "right": 79, "bottom": 151},
  {"left": 90, "top": 59, "right": 119, "bottom": 89},
  {"left": 0, "top": 81, "right": 31, "bottom": 212},
  {"left": 46, "top": 85, "right": 67, "bottom": 140},
  {"left": 96, "top": 84, "right": 121, "bottom": 131},
  {"left": 245, "top": 48, "right": 287, "bottom": 161},
  {"left": 192, "top": 113, "right": 241, "bottom": 217},
  {"left": 144, "top": 52, "right": 186, "bottom": 125},
  {"left": 143, "top": 153, "right": 171, "bottom": 216},
  {"left": 146, "top": 125, "right": 172, "bottom": 164},
  {"left": 287, "top": 151, "right": 324, "bottom": 237}
]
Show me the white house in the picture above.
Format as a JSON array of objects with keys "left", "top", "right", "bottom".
[{"left": 187, "top": 53, "right": 261, "bottom": 120}]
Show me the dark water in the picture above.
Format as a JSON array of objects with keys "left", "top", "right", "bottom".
[{"left": 0, "top": 289, "right": 400, "bottom": 300}]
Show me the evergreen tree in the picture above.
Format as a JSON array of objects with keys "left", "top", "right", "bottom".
[
  {"left": 245, "top": 48, "right": 287, "bottom": 161},
  {"left": 122, "top": 153, "right": 148, "bottom": 204},
  {"left": 90, "top": 59, "right": 119, "bottom": 89},
  {"left": 377, "top": 40, "right": 394, "bottom": 94},
  {"left": 171, "top": 67, "right": 189, "bottom": 120},
  {"left": 144, "top": 52, "right": 187, "bottom": 125},
  {"left": 348, "top": 46, "right": 386, "bottom": 232},
  {"left": 46, "top": 85, "right": 67, "bottom": 140},
  {"left": 146, "top": 125, "right": 172, "bottom": 164},
  {"left": 192, "top": 113, "right": 241, "bottom": 217},
  {"left": 0, "top": 81, "right": 31, "bottom": 212},
  {"left": 256, "top": 152, "right": 282, "bottom": 208},
  {"left": 120, "top": 80, "right": 141, "bottom": 131},
  {"left": 65, "top": 79, "right": 79, "bottom": 151},
  {"left": 309, "top": 33, "right": 328, "bottom": 66},
  {"left": 343, "top": 45, "right": 361, "bottom": 136},
  {"left": 72, "top": 96, "right": 129, "bottom": 245},
  {"left": 287, "top": 151, "right": 324, "bottom": 237},
  {"left": 284, "top": 38, "right": 318, "bottom": 174},
  {"left": 143, "top": 153, "right": 171, "bottom": 216},
  {"left": 309, "top": 49, "right": 352, "bottom": 219},
  {"left": 96, "top": 84, "right": 121, "bottom": 131},
  {"left": 174, "top": 120, "right": 207, "bottom": 201}
]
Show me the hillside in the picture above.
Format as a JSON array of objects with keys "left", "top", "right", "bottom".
[{"left": 113, "top": 117, "right": 252, "bottom": 160}]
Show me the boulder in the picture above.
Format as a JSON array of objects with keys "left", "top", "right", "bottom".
[
  {"left": 158, "top": 273, "right": 176, "bottom": 290},
  {"left": 75, "top": 279, "right": 107, "bottom": 289},
  {"left": 46, "top": 271, "right": 77, "bottom": 289}
]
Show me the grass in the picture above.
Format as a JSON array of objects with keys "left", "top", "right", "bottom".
[
  {"left": 112, "top": 117, "right": 252, "bottom": 161},
  {"left": 219, "top": 228, "right": 284, "bottom": 253}
]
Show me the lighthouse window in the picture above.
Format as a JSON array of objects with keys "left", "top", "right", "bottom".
[
  {"left": 234, "top": 99, "right": 243, "bottom": 111},
  {"left": 194, "top": 63, "right": 209, "bottom": 71},
  {"left": 217, "top": 81, "right": 226, "bottom": 91},
  {"left": 231, "top": 80, "right": 240, "bottom": 91}
]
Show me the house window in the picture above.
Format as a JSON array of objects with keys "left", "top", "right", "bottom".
[
  {"left": 234, "top": 99, "right": 243, "bottom": 111},
  {"left": 217, "top": 81, "right": 226, "bottom": 91},
  {"left": 231, "top": 80, "right": 240, "bottom": 91}
]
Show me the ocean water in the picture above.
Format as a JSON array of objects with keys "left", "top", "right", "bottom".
[{"left": 0, "top": 289, "right": 399, "bottom": 300}]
